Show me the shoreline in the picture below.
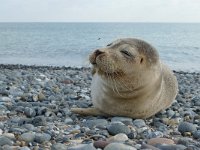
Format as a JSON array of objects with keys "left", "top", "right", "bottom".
[
  {"left": 0, "top": 63, "right": 200, "bottom": 149},
  {"left": 0, "top": 64, "right": 200, "bottom": 74}
]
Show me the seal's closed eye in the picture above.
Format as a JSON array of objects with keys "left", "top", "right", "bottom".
[{"left": 120, "top": 50, "right": 133, "bottom": 57}]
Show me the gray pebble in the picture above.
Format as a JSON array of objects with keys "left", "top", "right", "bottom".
[
  {"left": 9, "top": 127, "right": 28, "bottom": 134},
  {"left": 22, "top": 124, "right": 35, "bottom": 131},
  {"left": 127, "top": 131, "right": 137, "bottom": 139},
  {"left": 68, "top": 144, "right": 96, "bottom": 150},
  {"left": 0, "top": 136, "right": 13, "bottom": 146},
  {"left": 178, "top": 121, "right": 197, "bottom": 134},
  {"left": 32, "top": 116, "right": 46, "bottom": 126},
  {"left": 19, "top": 147, "right": 31, "bottom": 150},
  {"left": 51, "top": 143, "right": 68, "bottom": 150},
  {"left": 132, "top": 119, "right": 146, "bottom": 128},
  {"left": 156, "top": 144, "right": 187, "bottom": 150},
  {"left": 107, "top": 123, "right": 131, "bottom": 135},
  {"left": 24, "top": 107, "right": 36, "bottom": 117},
  {"left": 20, "top": 132, "right": 35, "bottom": 142},
  {"left": 177, "top": 137, "right": 193, "bottom": 146},
  {"left": 64, "top": 117, "right": 73, "bottom": 124},
  {"left": 193, "top": 130, "right": 200, "bottom": 139},
  {"left": 104, "top": 143, "right": 136, "bottom": 150},
  {"left": 34, "top": 133, "right": 51, "bottom": 143},
  {"left": 83, "top": 119, "right": 108, "bottom": 129},
  {"left": 148, "top": 131, "right": 164, "bottom": 138},
  {"left": 166, "top": 109, "right": 175, "bottom": 118}
]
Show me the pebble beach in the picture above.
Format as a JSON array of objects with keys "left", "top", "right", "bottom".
[{"left": 0, "top": 64, "right": 200, "bottom": 150}]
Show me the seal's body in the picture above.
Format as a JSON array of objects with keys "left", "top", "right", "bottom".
[{"left": 71, "top": 38, "right": 178, "bottom": 118}]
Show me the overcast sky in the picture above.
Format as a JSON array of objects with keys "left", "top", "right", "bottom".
[{"left": 0, "top": 0, "right": 200, "bottom": 22}]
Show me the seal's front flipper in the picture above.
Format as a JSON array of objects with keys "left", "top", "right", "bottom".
[{"left": 71, "top": 107, "right": 108, "bottom": 116}]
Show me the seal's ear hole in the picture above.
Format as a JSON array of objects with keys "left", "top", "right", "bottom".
[{"left": 140, "top": 58, "right": 144, "bottom": 64}]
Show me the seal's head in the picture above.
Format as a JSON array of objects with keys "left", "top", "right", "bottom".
[{"left": 89, "top": 38, "right": 160, "bottom": 80}]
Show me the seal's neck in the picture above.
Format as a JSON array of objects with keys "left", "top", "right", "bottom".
[{"left": 100, "top": 69, "right": 163, "bottom": 99}]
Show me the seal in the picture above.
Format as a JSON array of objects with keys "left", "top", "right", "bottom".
[{"left": 71, "top": 38, "right": 178, "bottom": 118}]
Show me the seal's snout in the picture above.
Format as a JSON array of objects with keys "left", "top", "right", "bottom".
[{"left": 90, "top": 49, "right": 104, "bottom": 65}]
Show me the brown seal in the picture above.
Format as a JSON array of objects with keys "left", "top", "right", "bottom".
[{"left": 71, "top": 38, "right": 178, "bottom": 118}]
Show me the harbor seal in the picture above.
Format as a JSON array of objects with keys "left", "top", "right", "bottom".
[{"left": 71, "top": 38, "right": 178, "bottom": 118}]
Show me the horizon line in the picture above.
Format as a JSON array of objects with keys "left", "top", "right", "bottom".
[{"left": 0, "top": 21, "right": 200, "bottom": 24}]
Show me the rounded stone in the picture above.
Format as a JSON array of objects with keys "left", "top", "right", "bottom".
[
  {"left": 127, "top": 131, "right": 137, "bottom": 139},
  {"left": 93, "top": 140, "right": 110, "bottom": 149},
  {"left": 19, "top": 146, "right": 31, "bottom": 150},
  {"left": 64, "top": 117, "right": 73, "bottom": 124},
  {"left": 34, "top": 133, "right": 51, "bottom": 144},
  {"left": 147, "top": 138, "right": 174, "bottom": 146},
  {"left": 20, "top": 132, "right": 35, "bottom": 142},
  {"left": 0, "top": 136, "right": 13, "bottom": 146},
  {"left": 38, "top": 93, "right": 46, "bottom": 101},
  {"left": 193, "top": 130, "right": 200, "bottom": 139},
  {"left": 24, "top": 107, "right": 36, "bottom": 117},
  {"left": 132, "top": 119, "right": 146, "bottom": 128},
  {"left": 107, "top": 123, "right": 131, "bottom": 135},
  {"left": 32, "top": 116, "right": 46, "bottom": 126},
  {"left": 68, "top": 144, "right": 96, "bottom": 150},
  {"left": 83, "top": 119, "right": 108, "bottom": 129},
  {"left": 141, "top": 144, "right": 159, "bottom": 150},
  {"left": 178, "top": 122, "right": 197, "bottom": 134},
  {"left": 107, "top": 133, "right": 128, "bottom": 143},
  {"left": 104, "top": 143, "right": 136, "bottom": 150},
  {"left": 51, "top": 143, "right": 68, "bottom": 150},
  {"left": 156, "top": 144, "right": 187, "bottom": 150}
]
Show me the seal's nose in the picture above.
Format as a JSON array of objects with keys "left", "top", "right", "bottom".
[{"left": 94, "top": 49, "right": 104, "bottom": 56}]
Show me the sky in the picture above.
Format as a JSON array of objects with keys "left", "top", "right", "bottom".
[{"left": 0, "top": 0, "right": 200, "bottom": 22}]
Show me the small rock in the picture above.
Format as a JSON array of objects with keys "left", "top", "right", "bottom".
[
  {"left": 107, "top": 133, "right": 128, "bottom": 143},
  {"left": 38, "top": 92, "right": 46, "bottom": 101},
  {"left": 147, "top": 138, "right": 174, "bottom": 146},
  {"left": 20, "top": 132, "right": 35, "bottom": 142},
  {"left": 64, "top": 117, "right": 73, "bottom": 124},
  {"left": 93, "top": 140, "right": 110, "bottom": 149},
  {"left": 156, "top": 144, "right": 187, "bottom": 150},
  {"left": 19, "top": 146, "right": 31, "bottom": 150},
  {"left": 0, "top": 136, "right": 13, "bottom": 146},
  {"left": 34, "top": 133, "right": 51, "bottom": 144},
  {"left": 2, "top": 133, "right": 15, "bottom": 141},
  {"left": 166, "top": 109, "right": 175, "bottom": 118},
  {"left": 83, "top": 119, "right": 108, "bottom": 129},
  {"left": 22, "top": 124, "right": 35, "bottom": 131},
  {"left": 193, "top": 130, "right": 200, "bottom": 139},
  {"left": 132, "top": 119, "right": 146, "bottom": 128},
  {"left": 127, "top": 131, "right": 137, "bottom": 139},
  {"left": 24, "top": 107, "right": 36, "bottom": 117},
  {"left": 32, "top": 116, "right": 46, "bottom": 126},
  {"left": 104, "top": 143, "right": 136, "bottom": 150},
  {"left": 178, "top": 121, "right": 197, "bottom": 134},
  {"left": 148, "top": 131, "right": 164, "bottom": 138},
  {"left": 107, "top": 123, "right": 131, "bottom": 135},
  {"left": 51, "top": 143, "right": 68, "bottom": 150},
  {"left": 177, "top": 137, "right": 192, "bottom": 146},
  {"left": 141, "top": 144, "right": 159, "bottom": 150},
  {"left": 68, "top": 144, "right": 96, "bottom": 150}
]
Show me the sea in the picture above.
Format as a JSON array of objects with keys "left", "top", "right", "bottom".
[{"left": 0, "top": 23, "right": 200, "bottom": 72}]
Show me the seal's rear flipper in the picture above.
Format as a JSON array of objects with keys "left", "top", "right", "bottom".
[{"left": 71, "top": 107, "right": 108, "bottom": 116}]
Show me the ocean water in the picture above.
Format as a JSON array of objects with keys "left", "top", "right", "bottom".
[{"left": 0, "top": 23, "right": 200, "bottom": 72}]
